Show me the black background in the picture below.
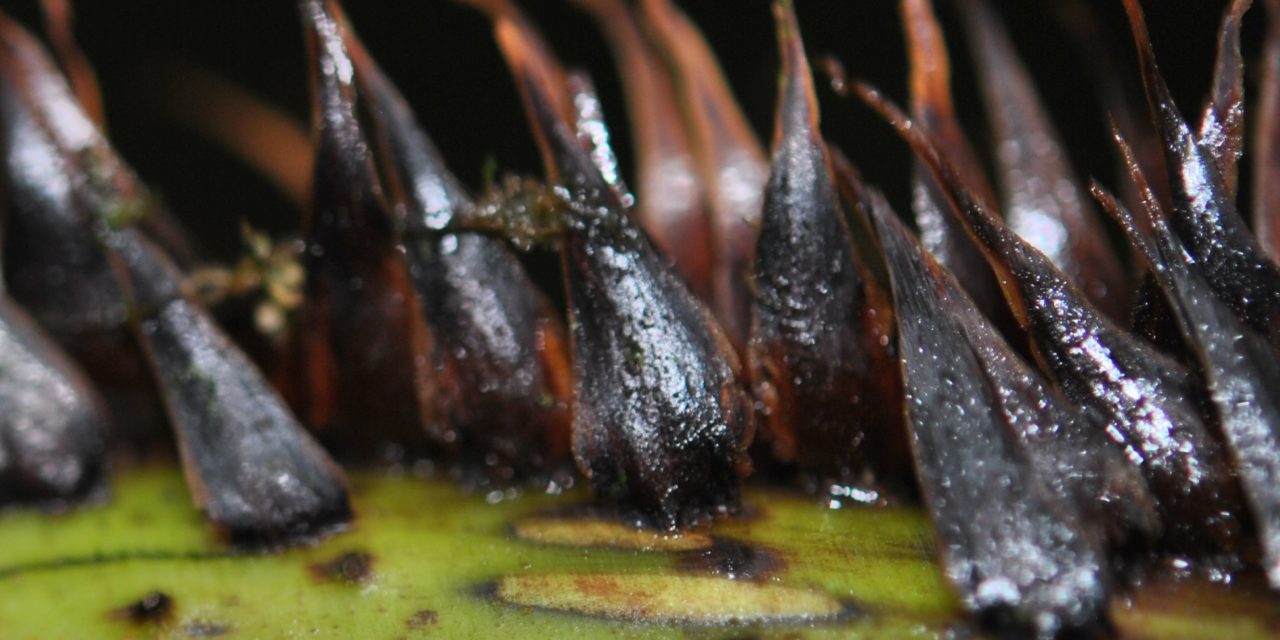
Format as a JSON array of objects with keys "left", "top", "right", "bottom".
[{"left": 0, "top": 0, "right": 1253, "bottom": 262}]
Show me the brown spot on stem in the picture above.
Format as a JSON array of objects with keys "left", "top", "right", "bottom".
[
  {"left": 406, "top": 609, "right": 438, "bottom": 630},
  {"left": 308, "top": 550, "right": 375, "bottom": 584},
  {"left": 110, "top": 591, "right": 174, "bottom": 625},
  {"left": 675, "top": 538, "right": 785, "bottom": 581}
]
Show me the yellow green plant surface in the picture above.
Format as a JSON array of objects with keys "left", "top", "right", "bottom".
[{"left": 0, "top": 467, "right": 1275, "bottom": 638}]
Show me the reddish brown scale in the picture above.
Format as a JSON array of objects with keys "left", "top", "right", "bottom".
[
  {"left": 1200, "top": 0, "right": 1251, "bottom": 199},
  {"left": 573, "top": 0, "right": 713, "bottom": 300},
  {"left": 484, "top": 7, "right": 752, "bottom": 530},
  {"left": 748, "top": 0, "right": 910, "bottom": 497},
  {"left": 38, "top": 0, "right": 103, "bottom": 128},
  {"left": 1053, "top": 1, "right": 1172, "bottom": 231},
  {"left": 280, "top": 0, "right": 437, "bottom": 456},
  {"left": 958, "top": 0, "right": 1128, "bottom": 321},
  {"left": 898, "top": 0, "right": 1019, "bottom": 342},
  {"left": 460, "top": 0, "right": 578, "bottom": 167},
  {"left": 336, "top": 1, "right": 574, "bottom": 483},
  {"left": 900, "top": 0, "right": 996, "bottom": 204},
  {"left": 639, "top": 0, "right": 767, "bottom": 351},
  {"left": 1255, "top": 0, "right": 1280, "bottom": 258}
]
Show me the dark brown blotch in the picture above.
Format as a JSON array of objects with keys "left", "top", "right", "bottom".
[
  {"left": 675, "top": 538, "right": 785, "bottom": 582},
  {"left": 308, "top": 550, "right": 375, "bottom": 584},
  {"left": 406, "top": 609, "right": 438, "bottom": 630},
  {"left": 111, "top": 591, "right": 173, "bottom": 625}
]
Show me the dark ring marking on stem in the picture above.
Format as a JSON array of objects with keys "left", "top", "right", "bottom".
[{"left": 0, "top": 549, "right": 238, "bottom": 581}]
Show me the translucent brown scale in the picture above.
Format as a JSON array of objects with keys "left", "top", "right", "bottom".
[
  {"left": 276, "top": 0, "right": 438, "bottom": 459},
  {"left": 4, "top": 0, "right": 1280, "bottom": 637},
  {"left": 897, "top": 0, "right": 1021, "bottom": 344},
  {"left": 956, "top": 0, "right": 1130, "bottom": 321}
]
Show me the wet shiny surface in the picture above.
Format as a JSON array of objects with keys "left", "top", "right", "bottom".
[
  {"left": 1004, "top": 216, "right": 1243, "bottom": 556},
  {"left": 347, "top": 10, "right": 573, "bottom": 483},
  {"left": 560, "top": 177, "right": 751, "bottom": 531},
  {"left": 748, "top": 1, "right": 908, "bottom": 494},
  {"left": 869, "top": 63, "right": 1246, "bottom": 555},
  {"left": 870, "top": 197, "right": 1110, "bottom": 639},
  {"left": 488, "top": 10, "right": 752, "bottom": 530},
  {"left": 0, "top": 295, "right": 107, "bottom": 507},
  {"left": 575, "top": 0, "right": 713, "bottom": 300},
  {"left": 1108, "top": 148, "right": 1280, "bottom": 591},
  {"left": 0, "top": 10, "right": 190, "bottom": 319},
  {"left": 0, "top": 61, "right": 125, "bottom": 337},
  {"left": 0, "top": 12, "right": 173, "bottom": 444},
  {"left": 864, "top": 163, "right": 1163, "bottom": 551},
  {"left": 1124, "top": 0, "right": 1280, "bottom": 348},
  {"left": 1199, "top": 0, "right": 1251, "bottom": 199},
  {"left": 117, "top": 232, "right": 351, "bottom": 547}
]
